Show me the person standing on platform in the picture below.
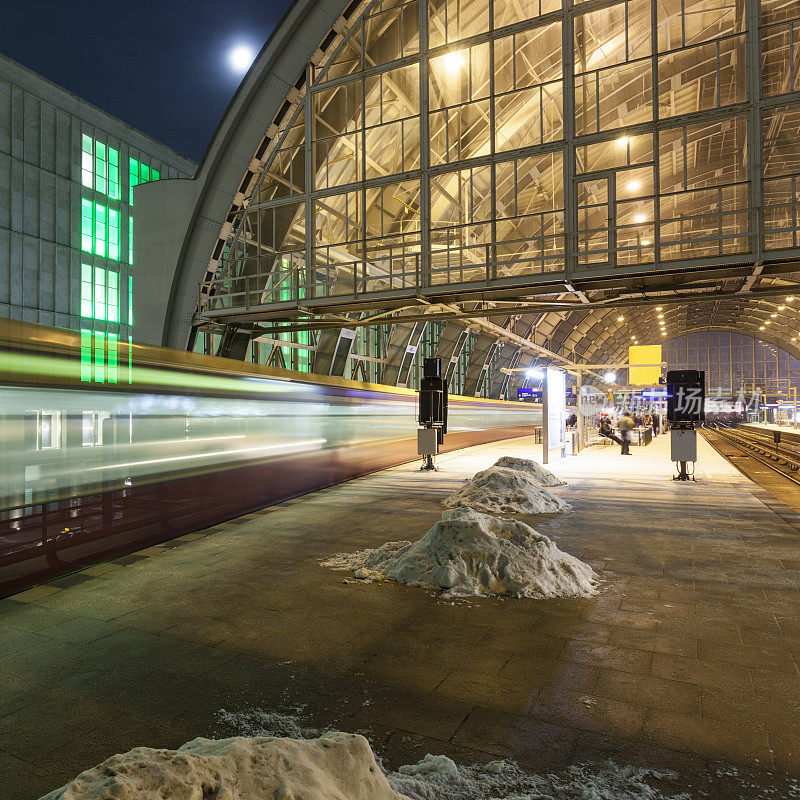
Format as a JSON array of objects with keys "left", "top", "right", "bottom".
[{"left": 618, "top": 411, "right": 635, "bottom": 455}]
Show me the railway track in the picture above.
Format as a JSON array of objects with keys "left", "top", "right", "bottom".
[{"left": 700, "top": 425, "right": 800, "bottom": 488}]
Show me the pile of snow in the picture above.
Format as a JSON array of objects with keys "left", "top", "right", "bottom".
[
  {"left": 493, "top": 455, "right": 565, "bottom": 486},
  {"left": 40, "top": 733, "right": 403, "bottom": 800},
  {"left": 322, "top": 508, "right": 597, "bottom": 598},
  {"left": 387, "top": 756, "right": 695, "bottom": 800},
  {"left": 41, "top": 730, "right": 695, "bottom": 800},
  {"left": 444, "top": 466, "right": 569, "bottom": 515}
]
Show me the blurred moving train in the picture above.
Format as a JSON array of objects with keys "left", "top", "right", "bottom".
[{"left": 0, "top": 321, "right": 541, "bottom": 595}]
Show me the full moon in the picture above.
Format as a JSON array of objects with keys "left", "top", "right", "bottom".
[{"left": 229, "top": 44, "right": 255, "bottom": 74}]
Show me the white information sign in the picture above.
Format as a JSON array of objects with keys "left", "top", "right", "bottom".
[{"left": 542, "top": 367, "right": 566, "bottom": 464}]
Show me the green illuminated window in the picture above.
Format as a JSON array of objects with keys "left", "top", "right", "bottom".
[
  {"left": 80, "top": 264, "right": 93, "bottom": 317},
  {"left": 81, "top": 135, "right": 120, "bottom": 199},
  {"left": 128, "top": 216, "right": 133, "bottom": 265},
  {"left": 108, "top": 147, "right": 120, "bottom": 200},
  {"left": 80, "top": 331, "right": 129, "bottom": 385},
  {"left": 108, "top": 208, "right": 119, "bottom": 261},
  {"left": 94, "top": 203, "right": 106, "bottom": 257},
  {"left": 93, "top": 267, "right": 106, "bottom": 320},
  {"left": 107, "top": 271, "right": 119, "bottom": 323},
  {"left": 81, "top": 199, "right": 93, "bottom": 252},
  {"left": 80, "top": 266, "right": 120, "bottom": 322},
  {"left": 128, "top": 276, "right": 133, "bottom": 325},
  {"left": 81, "top": 201, "right": 120, "bottom": 261},
  {"left": 95, "top": 142, "right": 107, "bottom": 195},
  {"left": 94, "top": 331, "right": 105, "bottom": 383},
  {"left": 128, "top": 157, "right": 161, "bottom": 205},
  {"left": 80, "top": 329, "right": 92, "bottom": 382},
  {"left": 128, "top": 335, "right": 133, "bottom": 383},
  {"left": 81, "top": 135, "right": 93, "bottom": 188},
  {"left": 107, "top": 333, "right": 118, "bottom": 384}
]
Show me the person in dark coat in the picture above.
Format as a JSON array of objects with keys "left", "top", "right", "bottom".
[{"left": 599, "top": 416, "right": 622, "bottom": 446}]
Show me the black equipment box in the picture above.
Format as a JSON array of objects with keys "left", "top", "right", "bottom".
[{"left": 666, "top": 369, "right": 705, "bottom": 423}]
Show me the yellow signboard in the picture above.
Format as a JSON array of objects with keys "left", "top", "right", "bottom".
[{"left": 629, "top": 345, "right": 662, "bottom": 385}]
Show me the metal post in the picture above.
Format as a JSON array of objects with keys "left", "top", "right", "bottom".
[
  {"left": 563, "top": 0, "right": 578, "bottom": 275},
  {"left": 745, "top": 0, "right": 763, "bottom": 264},
  {"left": 418, "top": 0, "right": 431, "bottom": 290},
  {"left": 304, "top": 64, "right": 314, "bottom": 300}
]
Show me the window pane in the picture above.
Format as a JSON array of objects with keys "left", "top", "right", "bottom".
[
  {"left": 81, "top": 199, "right": 93, "bottom": 252},
  {"left": 108, "top": 147, "right": 120, "bottom": 199},
  {"left": 94, "top": 267, "right": 106, "bottom": 321},
  {"left": 81, "top": 135, "right": 93, "bottom": 188},
  {"left": 107, "top": 270, "right": 119, "bottom": 322},
  {"left": 94, "top": 204, "right": 107, "bottom": 258},
  {"left": 95, "top": 141, "right": 107, "bottom": 195},
  {"left": 108, "top": 208, "right": 120, "bottom": 260},
  {"left": 80, "top": 264, "right": 93, "bottom": 317},
  {"left": 80, "top": 329, "right": 92, "bottom": 382}
]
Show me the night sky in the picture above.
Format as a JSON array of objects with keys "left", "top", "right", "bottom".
[{"left": 1, "top": 0, "right": 291, "bottom": 164}]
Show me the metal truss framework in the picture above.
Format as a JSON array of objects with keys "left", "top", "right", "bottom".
[{"left": 191, "top": 0, "right": 800, "bottom": 396}]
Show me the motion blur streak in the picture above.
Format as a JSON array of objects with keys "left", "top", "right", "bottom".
[
  {"left": 0, "top": 320, "right": 541, "bottom": 596},
  {"left": 83, "top": 439, "right": 328, "bottom": 473}
]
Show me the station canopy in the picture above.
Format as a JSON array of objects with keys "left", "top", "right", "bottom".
[{"left": 183, "top": 0, "right": 800, "bottom": 387}]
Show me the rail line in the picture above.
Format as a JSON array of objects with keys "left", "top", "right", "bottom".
[{"left": 700, "top": 425, "right": 800, "bottom": 488}]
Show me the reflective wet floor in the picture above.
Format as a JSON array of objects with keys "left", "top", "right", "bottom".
[{"left": 2, "top": 435, "right": 800, "bottom": 798}]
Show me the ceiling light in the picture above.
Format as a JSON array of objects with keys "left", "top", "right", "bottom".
[
  {"left": 634, "top": 214, "right": 647, "bottom": 224},
  {"left": 627, "top": 180, "right": 642, "bottom": 192},
  {"left": 779, "top": 305, "right": 786, "bottom": 310},
  {"left": 759, "top": 326, "right": 765, "bottom": 330},
  {"left": 641, "top": 239, "right": 651, "bottom": 246},
  {"left": 771, "top": 313, "right": 777, "bottom": 318},
  {"left": 617, "top": 316, "right": 624, "bottom": 321},
  {"left": 658, "top": 313, "right": 664, "bottom": 319},
  {"left": 604, "top": 371, "right": 617, "bottom": 383},
  {"left": 444, "top": 50, "right": 465, "bottom": 73},
  {"left": 616, "top": 136, "right": 629, "bottom": 148},
  {"left": 787, "top": 296, "right": 795, "bottom": 301},
  {"left": 766, "top": 320, "right": 771, "bottom": 324},
  {"left": 525, "top": 368, "right": 544, "bottom": 379}
]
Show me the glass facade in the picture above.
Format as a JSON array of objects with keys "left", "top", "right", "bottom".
[
  {"left": 666, "top": 330, "right": 800, "bottom": 394},
  {"left": 205, "top": 0, "right": 800, "bottom": 316}
]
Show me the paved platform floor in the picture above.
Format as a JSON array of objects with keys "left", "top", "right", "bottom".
[{"left": 3, "top": 435, "right": 800, "bottom": 798}]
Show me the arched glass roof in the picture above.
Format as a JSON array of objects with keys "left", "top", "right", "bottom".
[{"left": 173, "top": 0, "right": 800, "bottom": 394}]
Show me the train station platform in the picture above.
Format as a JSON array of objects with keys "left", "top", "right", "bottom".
[{"left": 3, "top": 434, "right": 800, "bottom": 798}]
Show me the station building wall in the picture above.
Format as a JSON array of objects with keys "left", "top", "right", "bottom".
[{"left": 0, "top": 54, "right": 196, "bottom": 377}]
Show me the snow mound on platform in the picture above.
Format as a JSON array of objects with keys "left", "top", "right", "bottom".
[
  {"left": 444, "top": 466, "right": 569, "bottom": 514},
  {"left": 322, "top": 508, "right": 597, "bottom": 598},
  {"left": 387, "top": 757, "right": 694, "bottom": 800},
  {"left": 40, "top": 726, "right": 694, "bottom": 800},
  {"left": 39, "top": 732, "right": 403, "bottom": 800},
  {"left": 493, "top": 455, "right": 566, "bottom": 486}
]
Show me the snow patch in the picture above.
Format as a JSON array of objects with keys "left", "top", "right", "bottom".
[
  {"left": 444, "top": 467, "right": 569, "bottom": 515},
  {"left": 493, "top": 455, "right": 566, "bottom": 486},
  {"left": 386, "top": 758, "right": 694, "bottom": 800},
  {"left": 217, "top": 708, "right": 322, "bottom": 740},
  {"left": 39, "top": 733, "right": 403, "bottom": 800},
  {"left": 322, "top": 508, "right": 597, "bottom": 598}
]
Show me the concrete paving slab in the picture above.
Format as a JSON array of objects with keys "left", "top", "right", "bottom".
[{"left": 1, "top": 434, "right": 800, "bottom": 798}]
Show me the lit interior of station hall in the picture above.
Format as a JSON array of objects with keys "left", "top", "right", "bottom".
[{"left": 3, "top": 0, "right": 800, "bottom": 798}]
